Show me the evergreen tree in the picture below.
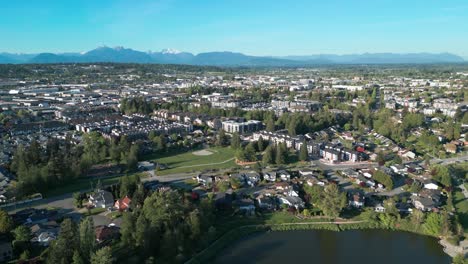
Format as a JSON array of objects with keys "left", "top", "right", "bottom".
[
  {"left": 319, "top": 184, "right": 346, "bottom": 218},
  {"left": 275, "top": 143, "right": 287, "bottom": 165},
  {"left": 262, "top": 145, "right": 275, "bottom": 165},
  {"left": 230, "top": 132, "right": 241, "bottom": 149},
  {"left": 216, "top": 129, "right": 228, "bottom": 147},
  {"left": 47, "top": 219, "right": 79, "bottom": 264},
  {"left": 299, "top": 141, "right": 308, "bottom": 161},
  {"left": 79, "top": 217, "right": 95, "bottom": 262},
  {"left": 90, "top": 246, "right": 113, "bottom": 264},
  {"left": 257, "top": 136, "right": 266, "bottom": 152},
  {"left": 120, "top": 212, "right": 136, "bottom": 248},
  {"left": 72, "top": 250, "right": 85, "bottom": 264},
  {"left": 0, "top": 210, "right": 13, "bottom": 234},
  {"left": 266, "top": 118, "right": 275, "bottom": 132}
]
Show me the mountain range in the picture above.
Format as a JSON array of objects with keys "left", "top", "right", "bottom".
[{"left": 0, "top": 46, "right": 465, "bottom": 66}]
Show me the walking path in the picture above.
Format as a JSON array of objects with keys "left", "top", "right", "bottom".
[{"left": 176, "top": 157, "right": 235, "bottom": 169}]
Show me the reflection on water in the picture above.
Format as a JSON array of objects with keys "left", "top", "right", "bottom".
[{"left": 215, "top": 230, "right": 450, "bottom": 264}]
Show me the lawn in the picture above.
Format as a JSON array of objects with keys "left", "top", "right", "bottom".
[
  {"left": 43, "top": 172, "right": 148, "bottom": 198},
  {"left": 453, "top": 189, "right": 468, "bottom": 233},
  {"left": 151, "top": 147, "right": 238, "bottom": 175}
]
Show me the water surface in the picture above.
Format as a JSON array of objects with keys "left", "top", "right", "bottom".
[{"left": 215, "top": 230, "right": 450, "bottom": 264}]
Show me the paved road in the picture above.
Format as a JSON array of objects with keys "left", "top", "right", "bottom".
[
  {"left": 311, "top": 159, "right": 378, "bottom": 171},
  {"left": 429, "top": 154, "right": 468, "bottom": 165},
  {"left": 6, "top": 172, "right": 196, "bottom": 214}
]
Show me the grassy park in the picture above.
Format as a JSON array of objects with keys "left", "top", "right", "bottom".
[{"left": 151, "top": 147, "right": 238, "bottom": 175}]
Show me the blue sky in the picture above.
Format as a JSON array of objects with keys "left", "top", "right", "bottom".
[{"left": 1, "top": 0, "right": 467, "bottom": 58}]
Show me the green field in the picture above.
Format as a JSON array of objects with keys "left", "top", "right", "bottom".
[
  {"left": 454, "top": 189, "right": 468, "bottom": 233},
  {"left": 151, "top": 147, "right": 238, "bottom": 175}
]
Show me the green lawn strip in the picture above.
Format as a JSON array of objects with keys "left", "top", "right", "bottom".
[{"left": 83, "top": 207, "right": 106, "bottom": 216}]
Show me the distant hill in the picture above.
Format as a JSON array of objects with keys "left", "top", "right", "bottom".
[
  {"left": 0, "top": 53, "right": 37, "bottom": 63},
  {"left": 0, "top": 46, "right": 465, "bottom": 66},
  {"left": 28, "top": 53, "right": 80, "bottom": 64},
  {"left": 82, "top": 46, "right": 154, "bottom": 63},
  {"left": 277, "top": 53, "right": 465, "bottom": 64},
  {"left": 0, "top": 55, "right": 17, "bottom": 64}
]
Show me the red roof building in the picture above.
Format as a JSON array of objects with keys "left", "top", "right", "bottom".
[{"left": 114, "top": 196, "right": 131, "bottom": 211}]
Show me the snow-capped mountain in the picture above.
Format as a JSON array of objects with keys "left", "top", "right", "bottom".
[{"left": 161, "top": 48, "right": 182, "bottom": 55}]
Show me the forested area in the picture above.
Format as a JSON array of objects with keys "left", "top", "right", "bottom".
[{"left": 9, "top": 132, "right": 140, "bottom": 197}]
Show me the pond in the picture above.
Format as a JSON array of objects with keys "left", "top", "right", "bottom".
[{"left": 215, "top": 230, "right": 450, "bottom": 264}]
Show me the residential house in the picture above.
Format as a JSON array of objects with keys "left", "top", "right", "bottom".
[
  {"left": 95, "top": 225, "right": 120, "bottom": 244},
  {"left": 278, "top": 170, "right": 291, "bottom": 181},
  {"left": 298, "top": 169, "right": 314, "bottom": 177},
  {"left": 374, "top": 204, "right": 385, "bottom": 213},
  {"left": 411, "top": 189, "right": 441, "bottom": 211},
  {"left": 348, "top": 193, "right": 365, "bottom": 208},
  {"left": 215, "top": 190, "right": 233, "bottom": 210},
  {"left": 444, "top": 143, "right": 458, "bottom": 154},
  {"left": 89, "top": 190, "right": 114, "bottom": 209},
  {"left": 256, "top": 195, "right": 277, "bottom": 211},
  {"left": 424, "top": 182, "right": 439, "bottom": 190},
  {"left": 279, "top": 196, "right": 305, "bottom": 209},
  {"left": 234, "top": 199, "right": 256, "bottom": 215},
  {"left": 196, "top": 174, "right": 214, "bottom": 187},
  {"left": 244, "top": 172, "right": 261, "bottom": 187},
  {"left": 263, "top": 171, "right": 277, "bottom": 182},
  {"left": 114, "top": 196, "right": 132, "bottom": 211}
]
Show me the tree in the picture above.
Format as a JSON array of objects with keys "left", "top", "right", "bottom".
[
  {"left": 47, "top": 218, "right": 79, "bottom": 264},
  {"left": 378, "top": 213, "right": 397, "bottom": 229},
  {"left": 244, "top": 142, "right": 257, "bottom": 161},
  {"left": 153, "top": 134, "right": 167, "bottom": 152},
  {"left": 373, "top": 170, "right": 394, "bottom": 190},
  {"left": 73, "top": 192, "right": 83, "bottom": 208},
  {"left": 257, "top": 136, "right": 266, "bottom": 152},
  {"left": 125, "top": 144, "right": 139, "bottom": 172},
  {"left": 266, "top": 118, "right": 275, "bottom": 132},
  {"left": 262, "top": 145, "right": 275, "bottom": 165},
  {"left": 230, "top": 177, "right": 242, "bottom": 189},
  {"left": 432, "top": 165, "right": 452, "bottom": 187},
  {"left": 0, "top": 210, "right": 13, "bottom": 234},
  {"left": 411, "top": 209, "right": 425, "bottom": 228},
  {"left": 299, "top": 141, "right": 308, "bottom": 162},
  {"left": 79, "top": 217, "right": 95, "bottom": 262},
  {"left": 423, "top": 212, "right": 444, "bottom": 236},
  {"left": 319, "top": 184, "right": 346, "bottom": 218},
  {"left": 120, "top": 212, "right": 136, "bottom": 248},
  {"left": 12, "top": 225, "right": 31, "bottom": 243},
  {"left": 216, "top": 129, "right": 228, "bottom": 147},
  {"left": 230, "top": 132, "right": 241, "bottom": 149},
  {"left": 376, "top": 152, "right": 386, "bottom": 165},
  {"left": 452, "top": 254, "right": 468, "bottom": 264},
  {"left": 12, "top": 225, "right": 31, "bottom": 255},
  {"left": 275, "top": 143, "right": 287, "bottom": 165},
  {"left": 187, "top": 210, "right": 201, "bottom": 240},
  {"left": 72, "top": 250, "right": 85, "bottom": 264},
  {"left": 90, "top": 246, "right": 113, "bottom": 264}
]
